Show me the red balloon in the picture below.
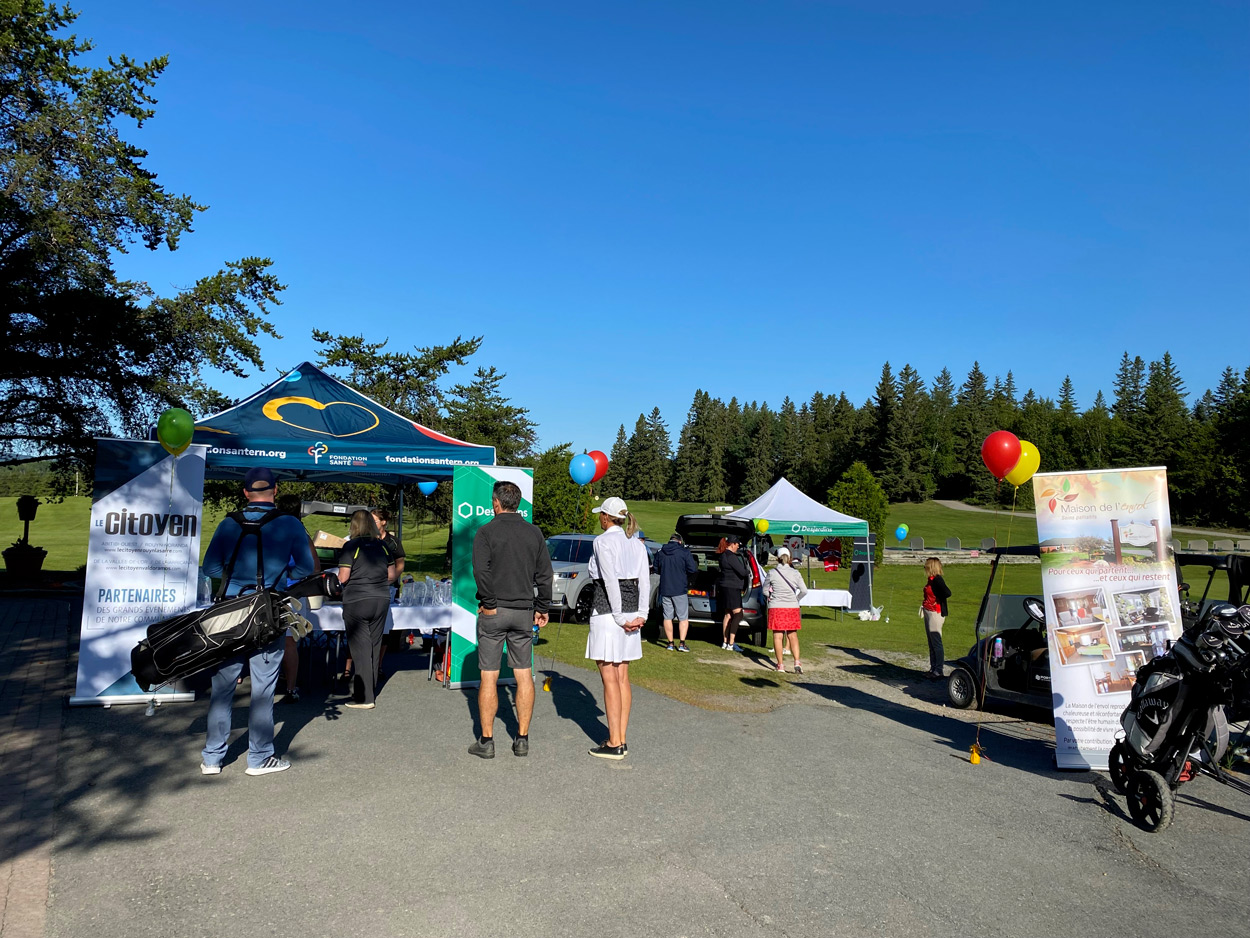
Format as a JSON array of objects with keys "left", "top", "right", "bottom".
[
  {"left": 981, "top": 430, "right": 1022, "bottom": 480},
  {"left": 588, "top": 450, "right": 609, "bottom": 483}
]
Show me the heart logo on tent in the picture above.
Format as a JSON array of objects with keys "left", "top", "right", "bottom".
[{"left": 261, "top": 397, "right": 380, "bottom": 438}]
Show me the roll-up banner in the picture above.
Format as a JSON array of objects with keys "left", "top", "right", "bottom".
[
  {"left": 447, "top": 466, "right": 534, "bottom": 688},
  {"left": 1032, "top": 467, "right": 1182, "bottom": 770},
  {"left": 72, "top": 440, "right": 207, "bottom": 704}
]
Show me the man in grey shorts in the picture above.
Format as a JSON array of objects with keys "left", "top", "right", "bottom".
[
  {"left": 654, "top": 532, "right": 697, "bottom": 652},
  {"left": 468, "top": 480, "right": 553, "bottom": 758}
]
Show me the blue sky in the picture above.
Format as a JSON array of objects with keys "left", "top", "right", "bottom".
[{"left": 91, "top": 1, "right": 1249, "bottom": 452}]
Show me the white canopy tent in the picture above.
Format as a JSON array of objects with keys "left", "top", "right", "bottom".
[{"left": 727, "top": 477, "right": 869, "bottom": 538}]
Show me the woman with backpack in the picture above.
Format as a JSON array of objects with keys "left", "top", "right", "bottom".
[{"left": 766, "top": 547, "right": 808, "bottom": 673}]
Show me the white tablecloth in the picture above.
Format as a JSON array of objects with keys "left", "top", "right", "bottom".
[
  {"left": 304, "top": 603, "right": 460, "bottom": 634},
  {"left": 798, "top": 589, "right": 853, "bottom": 609}
]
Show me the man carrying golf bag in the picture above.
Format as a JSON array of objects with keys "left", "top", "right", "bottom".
[{"left": 198, "top": 468, "right": 316, "bottom": 777}]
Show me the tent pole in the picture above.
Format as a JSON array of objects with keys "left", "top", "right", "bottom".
[{"left": 397, "top": 485, "right": 404, "bottom": 547}]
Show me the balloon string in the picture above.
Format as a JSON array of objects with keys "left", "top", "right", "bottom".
[{"left": 973, "top": 481, "right": 1021, "bottom": 759}]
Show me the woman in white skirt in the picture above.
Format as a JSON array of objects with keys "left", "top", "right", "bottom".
[{"left": 585, "top": 496, "right": 650, "bottom": 760}]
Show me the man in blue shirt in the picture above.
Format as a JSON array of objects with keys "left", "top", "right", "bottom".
[{"left": 199, "top": 467, "right": 315, "bottom": 777}]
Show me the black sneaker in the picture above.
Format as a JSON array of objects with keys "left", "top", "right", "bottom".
[
  {"left": 588, "top": 743, "right": 626, "bottom": 761},
  {"left": 600, "top": 739, "right": 628, "bottom": 756},
  {"left": 467, "top": 737, "right": 496, "bottom": 759},
  {"left": 512, "top": 736, "right": 529, "bottom": 757}
]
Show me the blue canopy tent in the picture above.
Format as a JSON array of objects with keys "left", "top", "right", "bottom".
[{"left": 190, "top": 362, "right": 495, "bottom": 485}]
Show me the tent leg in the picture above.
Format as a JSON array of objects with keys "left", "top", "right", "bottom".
[{"left": 397, "top": 485, "right": 404, "bottom": 547}]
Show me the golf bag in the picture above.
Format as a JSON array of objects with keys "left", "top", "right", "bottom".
[{"left": 130, "top": 509, "right": 313, "bottom": 693}]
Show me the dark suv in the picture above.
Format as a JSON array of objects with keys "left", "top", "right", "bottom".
[{"left": 675, "top": 515, "right": 767, "bottom": 645}]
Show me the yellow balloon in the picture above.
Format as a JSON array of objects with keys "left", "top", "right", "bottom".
[
  {"left": 1004, "top": 440, "right": 1040, "bottom": 487},
  {"left": 755, "top": 519, "right": 769, "bottom": 534}
]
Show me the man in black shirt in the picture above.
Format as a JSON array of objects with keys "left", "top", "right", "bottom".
[{"left": 468, "top": 480, "right": 553, "bottom": 758}]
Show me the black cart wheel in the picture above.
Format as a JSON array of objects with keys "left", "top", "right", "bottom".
[
  {"left": 575, "top": 587, "right": 594, "bottom": 622},
  {"left": 1126, "top": 769, "right": 1175, "bottom": 833},
  {"left": 1108, "top": 741, "right": 1135, "bottom": 795},
  {"left": 947, "top": 667, "right": 980, "bottom": 710}
]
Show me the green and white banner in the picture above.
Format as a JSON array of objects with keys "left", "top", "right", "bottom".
[{"left": 448, "top": 466, "right": 535, "bottom": 688}]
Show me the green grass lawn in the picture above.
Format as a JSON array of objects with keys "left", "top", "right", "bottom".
[{"left": 5, "top": 494, "right": 1234, "bottom": 710}]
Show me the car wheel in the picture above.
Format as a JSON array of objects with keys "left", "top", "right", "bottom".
[
  {"left": 947, "top": 667, "right": 980, "bottom": 710},
  {"left": 1126, "top": 769, "right": 1174, "bottom": 833},
  {"left": 1108, "top": 741, "right": 1135, "bottom": 795},
  {"left": 575, "top": 587, "right": 594, "bottom": 622}
]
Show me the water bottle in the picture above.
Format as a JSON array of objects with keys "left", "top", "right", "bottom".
[{"left": 991, "top": 635, "right": 1004, "bottom": 665}]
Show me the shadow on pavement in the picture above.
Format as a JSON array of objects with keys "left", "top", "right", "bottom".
[
  {"left": 797, "top": 679, "right": 1086, "bottom": 782},
  {"left": 539, "top": 670, "right": 606, "bottom": 744},
  {"left": 50, "top": 684, "right": 328, "bottom": 858}
]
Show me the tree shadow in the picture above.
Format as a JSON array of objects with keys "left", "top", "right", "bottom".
[{"left": 740, "top": 677, "right": 780, "bottom": 688}]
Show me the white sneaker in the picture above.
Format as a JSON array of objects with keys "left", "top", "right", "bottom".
[
  {"left": 200, "top": 763, "right": 222, "bottom": 775},
  {"left": 244, "top": 756, "right": 291, "bottom": 776}
]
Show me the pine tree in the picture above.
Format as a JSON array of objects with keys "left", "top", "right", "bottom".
[
  {"left": 741, "top": 403, "right": 775, "bottom": 500},
  {"left": 926, "top": 368, "right": 958, "bottom": 495},
  {"left": 953, "top": 362, "right": 992, "bottom": 501},
  {"left": 776, "top": 397, "right": 803, "bottom": 481},
  {"left": 444, "top": 366, "right": 537, "bottom": 465},
  {"left": 881, "top": 364, "right": 933, "bottom": 502},
  {"left": 868, "top": 362, "right": 898, "bottom": 477},
  {"left": 601, "top": 424, "right": 629, "bottom": 495}
]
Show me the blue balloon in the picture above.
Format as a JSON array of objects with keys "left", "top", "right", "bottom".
[
  {"left": 417, "top": 481, "right": 438, "bottom": 496},
  {"left": 895, "top": 525, "right": 907, "bottom": 542},
  {"left": 569, "top": 454, "right": 596, "bottom": 486}
]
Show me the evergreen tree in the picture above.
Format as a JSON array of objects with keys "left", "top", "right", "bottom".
[
  {"left": 926, "top": 368, "right": 958, "bottom": 495},
  {"left": 868, "top": 362, "right": 898, "bottom": 476},
  {"left": 601, "top": 424, "right": 629, "bottom": 496},
  {"left": 776, "top": 397, "right": 803, "bottom": 481},
  {"left": 881, "top": 364, "right": 933, "bottom": 502},
  {"left": 952, "top": 362, "right": 993, "bottom": 501},
  {"left": 531, "top": 444, "right": 585, "bottom": 535},
  {"left": 1110, "top": 352, "right": 1147, "bottom": 462},
  {"left": 1079, "top": 391, "right": 1111, "bottom": 468},
  {"left": 828, "top": 462, "right": 890, "bottom": 565},
  {"left": 444, "top": 366, "right": 537, "bottom": 466},
  {"left": 741, "top": 402, "right": 775, "bottom": 500}
]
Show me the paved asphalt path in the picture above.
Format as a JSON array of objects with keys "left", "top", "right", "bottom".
[{"left": 46, "top": 655, "right": 1250, "bottom": 938}]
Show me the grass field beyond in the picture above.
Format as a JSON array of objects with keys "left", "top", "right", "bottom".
[{"left": 4, "top": 494, "right": 1234, "bottom": 709}]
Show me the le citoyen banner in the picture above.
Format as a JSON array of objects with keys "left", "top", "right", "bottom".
[
  {"left": 447, "top": 466, "right": 535, "bottom": 688},
  {"left": 1032, "top": 467, "right": 1182, "bottom": 770},
  {"left": 73, "top": 440, "right": 206, "bottom": 704}
]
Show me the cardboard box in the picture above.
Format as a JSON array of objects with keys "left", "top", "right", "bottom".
[{"left": 313, "top": 530, "right": 346, "bottom": 550}]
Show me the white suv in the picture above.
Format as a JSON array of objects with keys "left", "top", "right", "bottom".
[{"left": 546, "top": 533, "right": 662, "bottom": 621}]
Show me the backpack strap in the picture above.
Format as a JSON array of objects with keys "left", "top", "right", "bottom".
[{"left": 214, "top": 508, "right": 287, "bottom": 601}]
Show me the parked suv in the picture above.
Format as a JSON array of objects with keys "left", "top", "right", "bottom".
[
  {"left": 546, "top": 533, "right": 662, "bottom": 621},
  {"left": 675, "top": 515, "right": 767, "bottom": 645}
]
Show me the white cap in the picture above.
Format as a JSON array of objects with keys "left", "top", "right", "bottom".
[
  {"left": 776, "top": 546, "right": 791, "bottom": 560},
  {"left": 591, "top": 496, "right": 629, "bottom": 520}
]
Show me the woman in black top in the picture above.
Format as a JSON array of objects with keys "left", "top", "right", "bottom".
[
  {"left": 717, "top": 536, "right": 750, "bottom": 652},
  {"left": 337, "top": 511, "right": 396, "bottom": 708}
]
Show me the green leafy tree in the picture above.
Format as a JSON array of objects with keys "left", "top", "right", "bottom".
[
  {"left": 2, "top": 2, "right": 283, "bottom": 463},
  {"left": 531, "top": 443, "right": 585, "bottom": 535},
  {"left": 828, "top": 461, "right": 890, "bottom": 565}
]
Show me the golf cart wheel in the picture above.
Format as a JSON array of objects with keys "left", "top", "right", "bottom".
[
  {"left": 947, "top": 667, "right": 980, "bottom": 710},
  {"left": 1108, "top": 741, "right": 1134, "bottom": 795},
  {"left": 1126, "top": 769, "right": 1175, "bottom": 833},
  {"left": 574, "top": 588, "right": 594, "bottom": 622}
]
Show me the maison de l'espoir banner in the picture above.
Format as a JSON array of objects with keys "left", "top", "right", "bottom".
[
  {"left": 1033, "top": 467, "right": 1182, "bottom": 770},
  {"left": 73, "top": 440, "right": 207, "bottom": 704}
]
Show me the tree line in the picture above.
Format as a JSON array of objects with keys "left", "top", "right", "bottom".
[{"left": 601, "top": 354, "right": 1250, "bottom": 529}]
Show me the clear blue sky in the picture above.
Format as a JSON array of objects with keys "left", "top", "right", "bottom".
[{"left": 92, "top": 1, "right": 1248, "bottom": 452}]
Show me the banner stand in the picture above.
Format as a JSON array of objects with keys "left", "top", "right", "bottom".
[
  {"left": 69, "top": 693, "right": 194, "bottom": 708},
  {"left": 446, "top": 466, "right": 535, "bottom": 689}
]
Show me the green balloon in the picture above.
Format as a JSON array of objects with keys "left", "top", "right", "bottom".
[{"left": 157, "top": 407, "right": 195, "bottom": 455}]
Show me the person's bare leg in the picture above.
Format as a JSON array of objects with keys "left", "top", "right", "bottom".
[
  {"left": 514, "top": 667, "right": 534, "bottom": 736},
  {"left": 598, "top": 661, "right": 622, "bottom": 746},
  {"left": 727, "top": 608, "right": 742, "bottom": 646},
  {"left": 617, "top": 662, "right": 632, "bottom": 745},
  {"left": 722, "top": 612, "right": 732, "bottom": 646},
  {"left": 477, "top": 670, "right": 500, "bottom": 739},
  {"left": 773, "top": 631, "right": 784, "bottom": 669},
  {"left": 788, "top": 632, "right": 801, "bottom": 667},
  {"left": 678, "top": 619, "right": 689, "bottom": 643},
  {"left": 663, "top": 618, "right": 674, "bottom": 643}
]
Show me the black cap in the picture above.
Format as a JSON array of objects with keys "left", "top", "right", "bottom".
[
  {"left": 243, "top": 467, "right": 276, "bottom": 492},
  {"left": 725, "top": 534, "right": 741, "bottom": 546}
]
